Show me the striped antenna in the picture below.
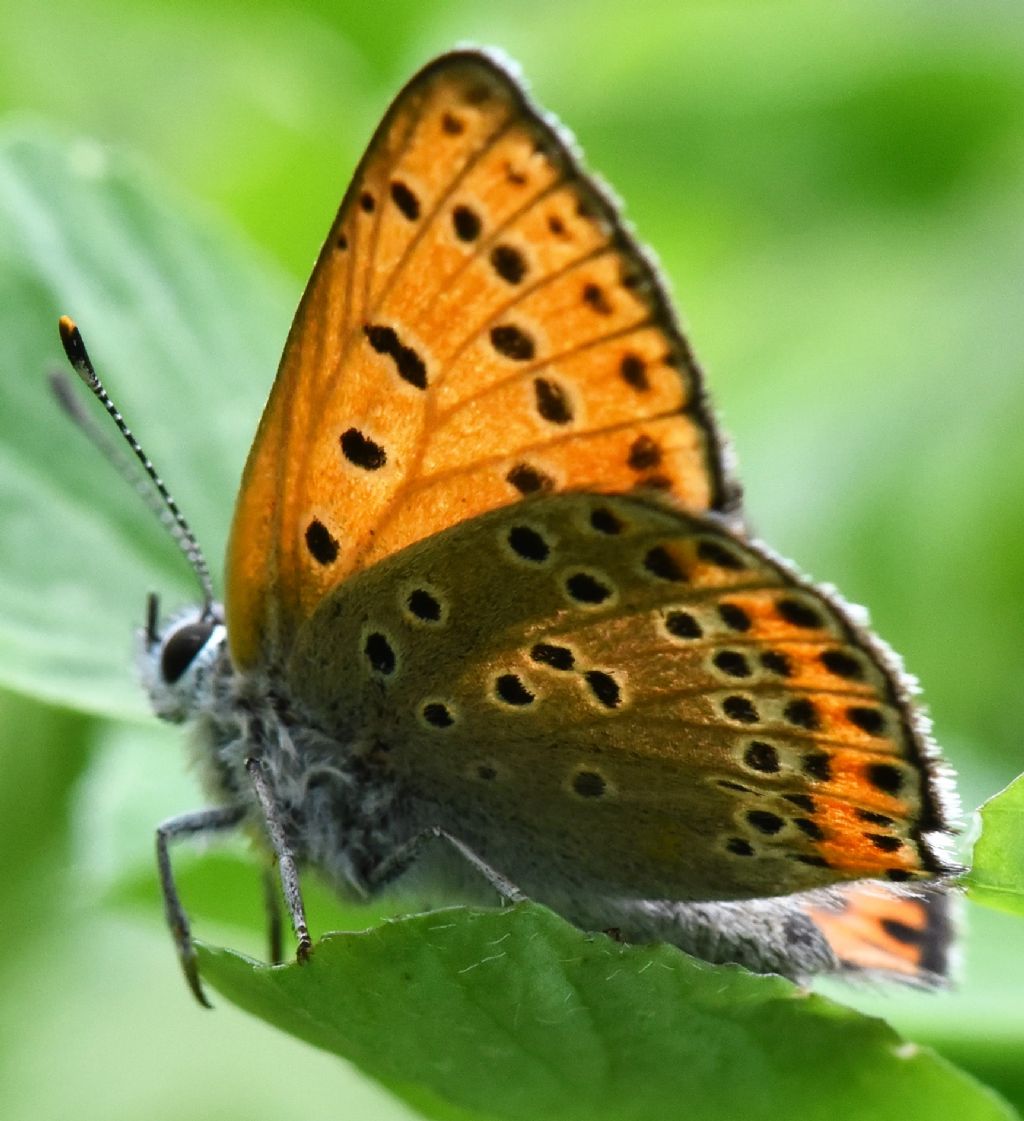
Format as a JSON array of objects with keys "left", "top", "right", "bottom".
[{"left": 55, "top": 316, "right": 216, "bottom": 618}]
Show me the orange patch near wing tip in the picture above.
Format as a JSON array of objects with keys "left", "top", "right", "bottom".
[
  {"left": 812, "top": 792, "right": 922, "bottom": 879},
  {"left": 818, "top": 837, "right": 918, "bottom": 877},
  {"left": 809, "top": 908, "right": 920, "bottom": 976},
  {"left": 825, "top": 755, "right": 915, "bottom": 816},
  {"left": 805, "top": 889, "right": 936, "bottom": 978},
  {"left": 723, "top": 590, "right": 832, "bottom": 642},
  {"left": 777, "top": 646, "right": 875, "bottom": 696}
]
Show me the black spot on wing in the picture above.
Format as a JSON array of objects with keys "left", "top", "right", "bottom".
[
  {"left": 584, "top": 670, "right": 621, "bottom": 709},
  {"left": 565, "top": 571, "right": 612, "bottom": 605},
  {"left": 627, "top": 435, "right": 661, "bottom": 470},
  {"left": 453, "top": 205, "right": 481, "bottom": 241},
  {"left": 305, "top": 519, "right": 338, "bottom": 565},
  {"left": 340, "top": 427, "right": 387, "bottom": 470},
  {"left": 533, "top": 377, "right": 573, "bottom": 424},
  {"left": 620, "top": 353, "right": 649, "bottom": 391},
  {"left": 507, "top": 525, "right": 550, "bottom": 562},
  {"left": 364, "top": 632, "right": 396, "bottom": 675},
  {"left": 364, "top": 324, "right": 428, "bottom": 389},
  {"left": 743, "top": 741, "right": 779, "bottom": 772},
  {"left": 390, "top": 180, "right": 420, "bottom": 220},
  {"left": 491, "top": 324, "right": 535, "bottom": 361},
  {"left": 495, "top": 673, "right": 535, "bottom": 706},
  {"left": 490, "top": 244, "right": 527, "bottom": 284},
  {"left": 506, "top": 462, "right": 554, "bottom": 495},
  {"left": 531, "top": 643, "right": 575, "bottom": 670}
]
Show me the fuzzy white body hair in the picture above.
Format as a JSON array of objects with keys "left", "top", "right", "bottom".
[{"left": 140, "top": 606, "right": 852, "bottom": 981}]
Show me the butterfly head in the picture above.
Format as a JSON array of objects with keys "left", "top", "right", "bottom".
[{"left": 139, "top": 594, "right": 227, "bottom": 723}]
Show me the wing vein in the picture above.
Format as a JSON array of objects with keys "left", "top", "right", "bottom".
[
  {"left": 365, "top": 113, "right": 518, "bottom": 326},
  {"left": 434, "top": 315, "right": 656, "bottom": 425}
]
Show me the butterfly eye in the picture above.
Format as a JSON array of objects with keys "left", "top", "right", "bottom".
[{"left": 161, "top": 621, "right": 216, "bottom": 685}]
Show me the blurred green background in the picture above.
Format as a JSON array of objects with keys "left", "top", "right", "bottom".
[{"left": 1, "top": 1, "right": 1023, "bottom": 1118}]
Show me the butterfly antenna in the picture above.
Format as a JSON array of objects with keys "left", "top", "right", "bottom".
[
  {"left": 49, "top": 369, "right": 183, "bottom": 545},
  {"left": 55, "top": 315, "right": 217, "bottom": 619}
]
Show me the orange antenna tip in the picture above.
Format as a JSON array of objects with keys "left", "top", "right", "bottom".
[{"left": 57, "top": 315, "right": 98, "bottom": 387}]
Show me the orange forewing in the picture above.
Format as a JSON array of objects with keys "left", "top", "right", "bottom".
[{"left": 226, "top": 51, "right": 736, "bottom": 670}]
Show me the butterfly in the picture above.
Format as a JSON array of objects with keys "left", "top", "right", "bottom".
[{"left": 58, "top": 48, "right": 958, "bottom": 1006}]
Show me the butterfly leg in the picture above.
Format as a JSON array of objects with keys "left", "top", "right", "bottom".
[
  {"left": 245, "top": 757, "right": 313, "bottom": 963},
  {"left": 366, "top": 827, "right": 526, "bottom": 904},
  {"left": 156, "top": 804, "right": 246, "bottom": 1008}
]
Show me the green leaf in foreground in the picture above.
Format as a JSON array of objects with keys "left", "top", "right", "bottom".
[
  {"left": 197, "top": 903, "right": 1014, "bottom": 1121},
  {"left": 966, "top": 775, "right": 1024, "bottom": 917},
  {"left": 0, "top": 125, "right": 287, "bottom": 719}
]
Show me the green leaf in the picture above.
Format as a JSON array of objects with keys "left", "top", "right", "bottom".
[
  {"left": 965, "top": 776, "right": 1024, "bottom": 916},
  {"left": 0, "top": 124, "right": 289, "bottom": 719},
  {"left": 197, "top": 903, "right": 1014, "bottom": 1121}
]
